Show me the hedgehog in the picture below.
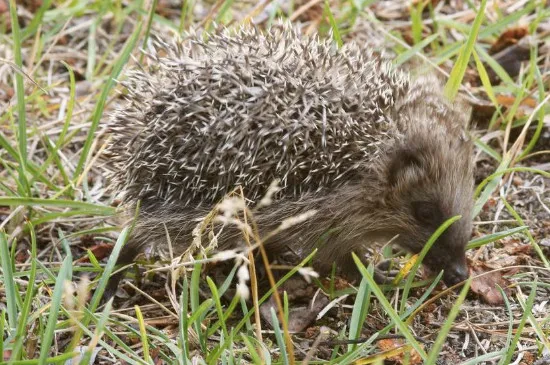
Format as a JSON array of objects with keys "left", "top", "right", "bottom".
[{"left": 103, "top": 23, "right": 475, "bottom": 298}]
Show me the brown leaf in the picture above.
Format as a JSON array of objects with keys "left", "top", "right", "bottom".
[
  {"left": 504, "top": 267, "right": 522, "bottom": 276},
  {"left": 15, "top": 250, "right": 29, "bottom": 263},
  {"left": 482, "top": 197, "right": 498, "bottom": 212},
  {"left": 304, "top": 326, "right": 320, "bottom": 339},
  {"left": 470, "top": 264, "right": 510, "bottom": 305},
  {"left": 377, "top": 338, "right": 423, "bottom": 365},
  {"left": 291, "top": 0, "right": 323, "bottom": 23},
  {"left": 504, "top": 243, "right": 532, "bottom": 255},
  {"left": 20, "top": 0, "right": 44, "bottom": 13},
  {"left": 1, "top": 83, "right": 15, "bottom": 101},
  {"left": 419, "top": 302, "right": 438, "bottom": 325},
  {"left": 520, "top": 350, "right": 535, "bottom": 365},
  {"left": 489, "top": 27, "right": 528, "bottom": 54},
  {"left": 0, "top": 10, "right": 10, "bottom": 32},
  {"left": 320, "top": 276, "right": 351, "bottom": 291},
  {"left": 496, "top": 95, "right": 538, "bottom": 108},
  {"left": 75, "top": 242, "right": 114, "bottom": 263},
  {"left": 484, "top": 254, "right": 521, "bottom": 270},
  {"left": 377, "top": 338, "right": 401, "bottom": 351},
  {"left": 150, "top": 348, "right": 162, "bottom": 365}
]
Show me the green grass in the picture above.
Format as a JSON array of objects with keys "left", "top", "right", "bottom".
[{"left": 0, "top": 0, "right": 549, "bottom": 364}]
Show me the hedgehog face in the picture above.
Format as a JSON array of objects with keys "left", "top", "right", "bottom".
[{"left": 383, "top": 135, "right": 474, "bottom": 286}]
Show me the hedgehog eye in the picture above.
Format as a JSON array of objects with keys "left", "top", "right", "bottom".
[{"left": 412, "top": 201, "right": 439, "bottom": 225}]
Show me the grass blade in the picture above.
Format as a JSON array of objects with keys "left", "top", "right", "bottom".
[
  {"left": 190, "top": 262, "right": 207, "bottom": 352},
  {"left": 400, "top": 215, "right": 463, "bottom": 312},
  {"left": 0, "top": 232, "right": 18, "bottom": 332},
  {"left": 352, "top": 254, "right": 428, "bottom": 361},
  {"left": 501, "top": 198, "right": 549, "bottom": 267},
  {"left": 498, "top": 281, "right": 538, "bottom": 365},
  {"left": 444, "top": 0, "right": 487, "bottom": 100},
  {"left": 270, "top": 307, "right": 289, "bottom": 365},
  {"left": 393, "top": 33, "right": 439, "bottom": 66},
  {"left": 38, "top": 253, "right": 72, "bottom": 364},
  {"left": 347, "top": 277, "right": 371, "bottom": 352},
  {"left": 425, "top": 278, "right": 471, "bottom": 364},
  {"left": 86, "top": 227, "right": 130, "bottom": 316},
  {"left": 21, "top": 0, "right": 52, "bottom": 40},
  {"left": 10, "top": 223, "right": 38, "bottom": 360},
  {"left": 324, "top": 0, "right": 343, "bottom": 48},
  {"left": 0, "top": 197, "right": 116, "bottom": 214},
  {"left": 467, "top": 226, "right": 528, "bottom": 250},
  {"left": 178, "top": 275, "right": 191, "bottom": 364},
  {"left": 135, "top": 305, "right": 152, "bottom": 364},
  {"left": 474, "top": 166, "right": 550, "bottom": 217},
  {"left": 8, "top": 0, "right": 30, "bottom": 196},
  {"left": 73, "top": 22, "right": 141, "bottom": 181}
]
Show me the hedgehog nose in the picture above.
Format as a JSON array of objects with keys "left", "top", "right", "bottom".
[{"left": 444, "top": 263, "right": 469, "bottom": 287}]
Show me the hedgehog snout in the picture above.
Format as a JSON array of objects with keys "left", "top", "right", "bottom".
[
  {"left": 442, "top": 258, "right": 469, "bottom": 287},
  {"left": 441, "top": 221, "right": 472, "bottom": 287},
  {"left": 422, "top": 235, "right": 470, "bottom": 288},
  {"left": 426, "top": 246, "right": 469, "bottom": 287}
]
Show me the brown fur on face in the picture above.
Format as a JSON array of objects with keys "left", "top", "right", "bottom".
[
  {"left": 378, "top": 133, "right": 474, "bottom": 285},
  {"left": 374, "top": 74, "right": 474, "bottom": 285}
]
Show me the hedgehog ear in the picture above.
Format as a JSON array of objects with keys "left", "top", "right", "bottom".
[{"left": 387, "top": 147, "right": 424, "bottom": 186}]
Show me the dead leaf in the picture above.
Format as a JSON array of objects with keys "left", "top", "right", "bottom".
[
  {"left": 375, "top": 338, "right": 423, "bottom": 365},
  {"left": 470, "top": 264, "right": 510, "bottom": 305},
  {"left": 20, "top": 0, "right": 44, "bottom": 13},
  {"left": 482, "top": 197, "right": 498, "bottom": 212},
  {"left": 489, "top": 27, "right": 528, "bottom": 54},
  {"left": 321, "top": 276, "right": 351, "bottom": 291},
  {"left": 156, "top": 0, "right": 181, "bottom": 17},
  {"left": 419, "top": 302, "right": 438, "bottom": 325},
  {"left": 15, "top": 250, "right": 29, "bottom": 263},
  {"left": 290, "top": 0, "right": 323, "bottom": 23},
  {"left": 496, "top": 95, "right": 538, "bottom": 108},
  {"left": 0, "top": 11, "right": 10, "bottom": 33},
  {"left": 503, "top": 267, "right": 522, "bottom": 276},
  {"left": 484, "top": 254, "right": 522, "bottom": 269},
  {"left": 75, "top": 242, "right": 113, "bottom": 263},
  {"left": 520, "top": 350, "right": 535, "bottom": 365},
  {"left": 304, "top": 326, "right": 320, "bottom": 339},
  {"left": 503, "top": 244, "right": 532, "bottom": 255}
]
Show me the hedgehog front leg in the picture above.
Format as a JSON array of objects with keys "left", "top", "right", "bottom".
[
  {"left": 102, "top": 239, "right": 143, "bottom": 301},
  {"left": 373, "top": 259, "right": 402, "bottom": 284}
]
